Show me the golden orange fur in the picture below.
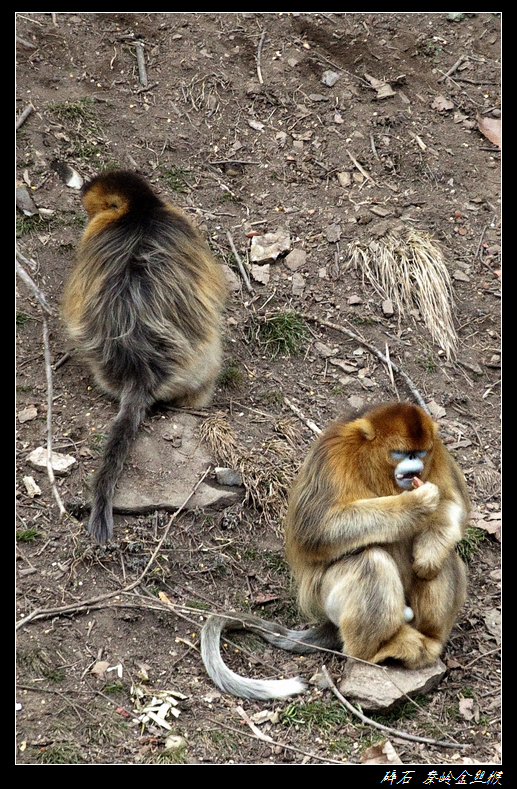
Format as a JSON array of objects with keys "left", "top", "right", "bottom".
[
  {"left": 285, "top": 402, "right": 469, "bottom": 668},
  {"left": 200, "top": 402, "right": 470, "bottom": 699}
]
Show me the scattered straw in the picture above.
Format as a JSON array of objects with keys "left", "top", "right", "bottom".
[
  {"left": 345, "top": 230, "right": 458, "bottom": 359},
  {"left": 199, "top": 413, "right": 301, "bottom": 531}
]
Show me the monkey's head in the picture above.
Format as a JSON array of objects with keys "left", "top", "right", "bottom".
[
  {"left": 81, "top": 170, "right": 161, "bottom": 221},
  {"left": 351, "top": 402, "right": 438, "bottom": 493}
]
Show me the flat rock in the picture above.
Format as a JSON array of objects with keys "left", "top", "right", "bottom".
[
  {"left": 284, "top": 247, "right": 307, "bottom": 271},
  {"left": 27, "top": 447, "right": 77, "bottom": 476},
  {"left": 112, "top": 412, "right": 243, "bottom": 515},
  {"left": 250, "top": 231, "right": 291, "bottom": 264},
  {"left": 250, "top": 263, "right": 270, "bottom": 285},
  {"left": 339, "top": 659, "right": 447, "bottom": 713}
]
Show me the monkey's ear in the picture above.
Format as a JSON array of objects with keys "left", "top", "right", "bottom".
[{"left": 354, "top": 418, "right": 376, "bottom": 441}]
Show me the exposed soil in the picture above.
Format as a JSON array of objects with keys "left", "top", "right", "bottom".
[{"left": 16, "top": 13, "right": 501, "bottom": 767}]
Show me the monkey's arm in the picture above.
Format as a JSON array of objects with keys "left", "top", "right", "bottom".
[
  {"left": 411, "top": 497, "right": 468, "bottom": 580},
  {"left": 310, "top": 482, "right": 440, "bottom": 562}
]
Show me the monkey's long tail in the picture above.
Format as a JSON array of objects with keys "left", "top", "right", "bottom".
[
  {"left": 200, "top": 613, "right": 341, "bottom": 700},
  {"left": 88, "top": 384, "right": 150, "bottom": 545}
]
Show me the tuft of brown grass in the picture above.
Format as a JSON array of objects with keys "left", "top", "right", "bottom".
[
  {"left": 199, "top": 413, "right": 302, "bottom": 531},
  {"left": 345, "top": 230, "right": 458, "bottom": 359}
]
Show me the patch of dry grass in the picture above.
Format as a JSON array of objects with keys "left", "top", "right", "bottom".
[
  {"left": 199, "top": 413, "right": 302, "bottom": 532},
  {"left": 345, "top": 230, "right": 458, "bottom": 359}
]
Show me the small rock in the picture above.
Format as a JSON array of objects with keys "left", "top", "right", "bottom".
[
  {"left": 113, "top": 413, "right": 243, "bottom": 514},
  {"left": 16, "top": 185, "right": 39, "bottom": 217},
  {"left": 370, "top": 205, "right": 391, "bottom": 218},
  {"left": 309, "top": 670, "right": 330, "bottom": 690},
  {"left": 27, "top": 447, "right": 77, "bottom": 476},
  {"left": 376, "top": 83, "right": 396, "bottom": 99},
  {"left": 431, "top": 95, "right": 455, "bottom": 112},
  {"left": 340, "top": 659, "right": 446, "bottom": 713},
  {"left": 337, "top": 171, "right": 351, "bottom": 188},
  {"left": 321, "top": 70, "right": 340, "bottom": 87},
  {"left": 347, "top": 395, "right": 365, "bottom": 410},
  {"left": 486, "top": 354, "right": 501, "bottom": 368},
  {"left": 221, "top": 264, "right": 241, "bottom": 292},
  {"left": 250, "top": 231, "right": 291, "bottom": 264},
  {"left": 330, "top": 358, "right": 357, "bottom": 374},
  {"left": 291, "top": 272, "right": 305, "bottom": 296},
  {"left": 22, "top": 476, "right": 41, "bottom": 497},
  {"left": 284, "top": 247, "right": 307, "bottom": 271},
  {"left": 276, "top": 130, "right": 288, "bottom": 148},
  {"left": 324, "top": 223, "right": 342, "bottom": 243},
  {"left": 18, "top": 405, "right": 38, "bottom": 423},
  {"left": 382, "top": 299, "right": 394, "bottom": 316},
  {"left": 460, "top": 359, "right": 484, "bottom": 375},
  {"left": 214, "top": 467, "right": 243, "bottom": 487},
  {"left": 348, "top": 295, "right": 362, "bottom": 305},
  {"left": 426, "top": 400, "right": 446, "bottom": 419},
  {"left": 314, "top": 341, "right": 336, "bottom": 358},
  {"left": 251, "top": 263, "right": 270, "bottom": 285},
  {"left": 164, "top": 735, "right": 187, "bottom": 752}
]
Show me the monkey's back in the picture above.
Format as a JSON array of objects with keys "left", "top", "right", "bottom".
[{"left": 62, "top": 176, "right": 226, "bottom": 405}]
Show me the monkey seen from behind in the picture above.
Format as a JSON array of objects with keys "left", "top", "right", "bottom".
[{"left": 62, "top": 170, "right": 227, "bottom": 545}]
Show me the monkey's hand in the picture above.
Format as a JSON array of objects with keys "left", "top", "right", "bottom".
[
  {"left": 412, "top": 533, "right": 446, "bottom": 580},
  {"left": 412, "top": 499, "right": 465, "bottom": 580},
  {"left": 408, "top": 481, "right": 440, "bottom": 516}
]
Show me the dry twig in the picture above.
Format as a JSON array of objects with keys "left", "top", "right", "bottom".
[
  {"left": 284, "top": 396, "right": 322, "bottom": 435},
  {"left": 16, "top": 252, "right": 66, "bottom": 517},
  {"left": 256, "top": 29, "right": 266, "bottom": 84},
  {"left": 227, "top": 231, "right": 254, "bottom": 294},
  {"left": 16, "top": 103, "right": 34, "bottom": 131},
  {"left": 208, "top": 714, "right": 349, "bottom": 765},
  {"left": 302, "top": 313, "right": 428, "bottom": 412},
  {"left": 134, "top": 41, "right": 147, "bottom": 87},
  {"left": 16, "top": 468, "right": 210, "bottom": 629}
]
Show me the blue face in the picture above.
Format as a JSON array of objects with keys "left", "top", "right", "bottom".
[{"left": 391, "top": 450, "right": 427, "bottom": 490}]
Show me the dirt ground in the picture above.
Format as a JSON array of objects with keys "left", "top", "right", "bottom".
[{"left": 16, "top": 13, "right": 501, "bottom": 768}]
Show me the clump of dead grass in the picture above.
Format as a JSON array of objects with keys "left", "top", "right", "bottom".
[
  {"left": 199, "top": 413, "right": 301, "bottom": 531},
  {"left": 345, "top": 230, "right": 458, "bottom": 359}
]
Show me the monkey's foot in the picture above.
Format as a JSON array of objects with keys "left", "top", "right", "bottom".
[{"left": 370, "top": 625, "right": 442, "bottom": 670}]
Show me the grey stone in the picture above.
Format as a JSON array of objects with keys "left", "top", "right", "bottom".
[
  {"left": 339, "top": 659, "right": 446, "bottom": 713},
  {"left": 112, "top": 413, "right": 243, "bottom": 515}
]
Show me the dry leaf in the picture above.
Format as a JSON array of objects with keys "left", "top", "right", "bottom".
[
  {"left": 477, "top": 115, "right": 501, "bottom": 148},
  {"left": 361, "top": 738, "right": 402, "bottom": 764},
  {"left": 364, "top": 73, "right": 396, "bottom": 99},
  {"left": 91, "top": 660, "right": 110, "bottom": 679},
  {"left": 431, "top": 95, "right": 454, "bottom": 112}
]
